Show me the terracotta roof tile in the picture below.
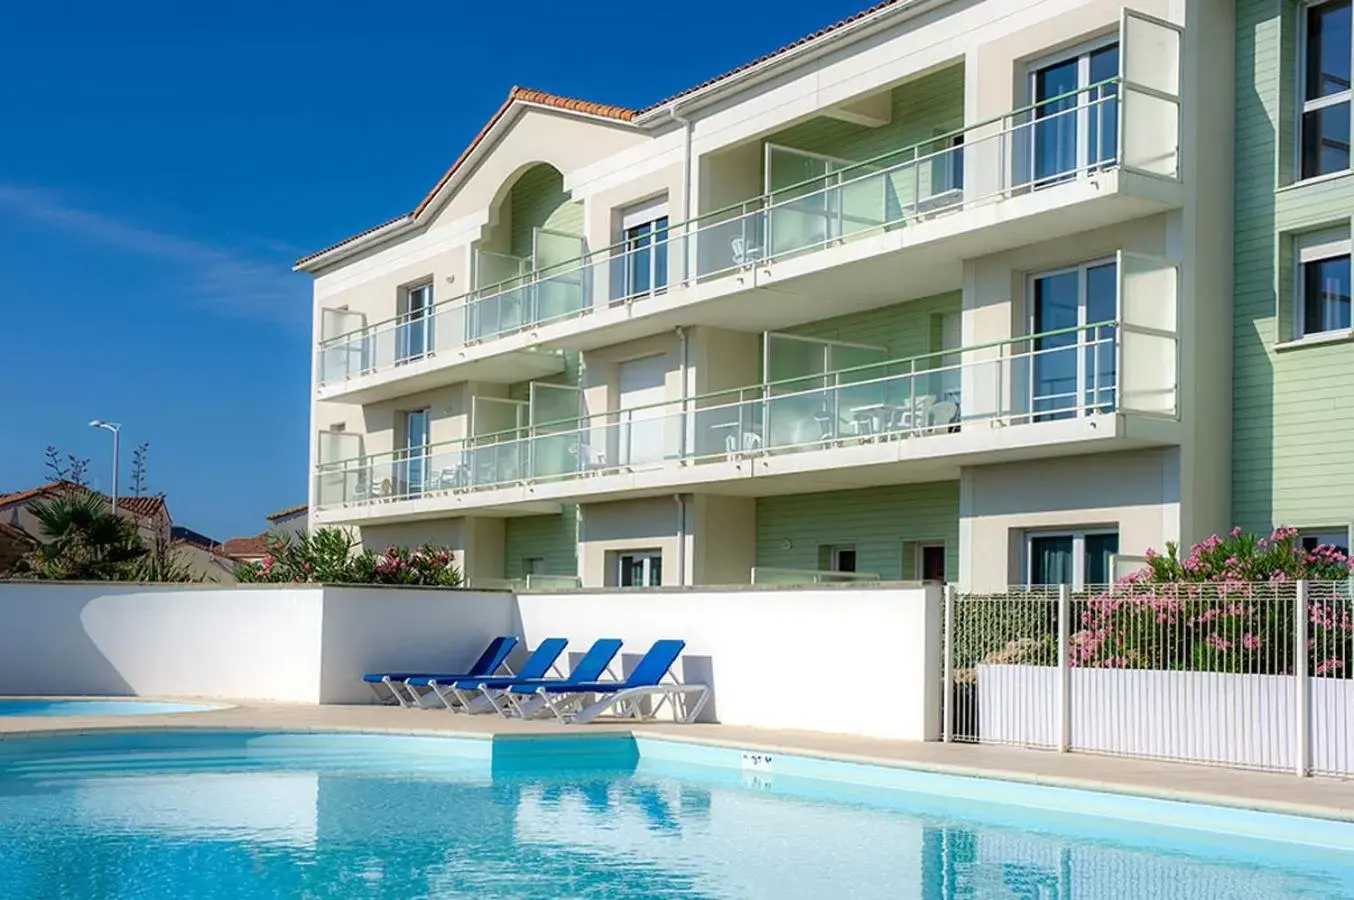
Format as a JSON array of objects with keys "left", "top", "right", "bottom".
[
  {"left": 0, "top": 482, "right": 167, "bottom": 520},
  {"left": 265, "top": 503, "right": 309, "bottom": 521},
  {"left": 216, "top": 534, "right": 271, "bottom": 561},
  {"left": 296, "top": 1, "right": 909, "bottom": 268}
]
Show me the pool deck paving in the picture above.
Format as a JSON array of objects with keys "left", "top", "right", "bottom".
[{"left": 1, "top": 700, "right": 1352, "bottom": 823}]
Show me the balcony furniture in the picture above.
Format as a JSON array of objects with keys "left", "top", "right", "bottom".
[
  {"left": 361, "top": 635, "right": 518, "bottom": 708},
  {"left": 927, "top": 401, "right": 959, "bottom": 433},
  {"left": 570, "top": 442, "right": 607, "bottom": 474},
  {"left": 730, "top": 236, "right": 764, "bottom": 268},
  {"left": 711, "top": 421, "right": 763, "bottom": 459}
]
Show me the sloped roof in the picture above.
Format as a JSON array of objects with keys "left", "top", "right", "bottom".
[
  {"left": 265, "top": 503, "right": 309, "bottom": 521},
  {"left": 296, "top": 0, "right": 919, "bottom": 270},
  {"left": 215, "top": 534, "right": 270, "bottom": 561},
  {"left": 0, "top": 482, "right": 168, "bottom": 521},
  {"left": 294, "top": 87, "right": 639, "bottom": 267}
]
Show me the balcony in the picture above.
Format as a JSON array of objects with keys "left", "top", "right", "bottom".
[
  {"left": 312, "top": 309, "right": 1180, "bottom": 525},
  {"left": 313, "top": 12, "right": 1183, "bottom": 405}
]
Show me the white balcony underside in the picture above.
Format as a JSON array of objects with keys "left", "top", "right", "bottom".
[
  {"left": 312, "top": 411, "right": 1180, "bottom": 525},
  {"left": 316, "top": 171, "right": 1181, "bottom": 404}
]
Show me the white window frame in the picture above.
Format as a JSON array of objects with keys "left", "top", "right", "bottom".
[
  {"left": 1026, "top": 35, "right": 1121, "bottom": 179},
  {"left": 1024, "top": 528, "right": 1119, "bottom": 590},
  {"left": 824, "top": 544, "right": 857, "bottom": 573},
  {"left": 1300, "top": 528, "right": 1350, "bottom": 552},
  {"left": 914, "top": 541, "right": 947, "bottom": 582},
  {"left": 1297, "top": 0, "right": 1354, "bottom": 183},
  {"left": 617, "top": 550, "right": 662, "bottom": 587},
  {"left": 1026, "top": 256, "right": 1119, "bottom": 416},
  {"left": 618, "top": 197, "right": 670, "bottom": 301},
  {"left": 1294, "top": 227, "right": 1353, "bottom": 339},
  {"left": 397, "top": 281, "right": 434, "bottom": 362}
]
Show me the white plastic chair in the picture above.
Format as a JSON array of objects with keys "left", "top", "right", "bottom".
[{"left": 730, "top": 236, "right": 763, "bottom": 268}]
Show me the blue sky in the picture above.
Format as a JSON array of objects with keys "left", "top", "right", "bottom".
[{"left": 0, "top": 0, "right": 872, "bottom": 540}]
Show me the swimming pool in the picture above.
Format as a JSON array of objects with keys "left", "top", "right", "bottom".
[
  {"left": 0, "top": 730, "right": 1350, "bottom": 898},
  {"left": 0, "top": 699, "right": 222, "bottom": 717}
]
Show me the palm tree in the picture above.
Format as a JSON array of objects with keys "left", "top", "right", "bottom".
[{"left": 13, "top": 492, "right": 148, "bottom": 580}]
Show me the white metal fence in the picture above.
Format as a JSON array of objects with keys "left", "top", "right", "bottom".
[{"left": 941, "top": 581, "right": 1353, "bottom": 777}]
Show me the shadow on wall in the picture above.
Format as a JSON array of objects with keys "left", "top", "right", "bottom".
[
  {"left": 0, "top": 585, "right": 134, "bottom": 696},
  {"left": 1232, "top": 1, "right": 1276, "bottom": 532}
]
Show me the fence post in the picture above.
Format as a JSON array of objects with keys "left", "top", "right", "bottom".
[
  {"left": 1295, "top": 579, "right": 1310, "bottom": 778},
  {"left": 942, "top": 584, "right": 955, "bottom": 743},
  {"left": 1057, "top": 583, "right": 1071, "bottom": 753}
]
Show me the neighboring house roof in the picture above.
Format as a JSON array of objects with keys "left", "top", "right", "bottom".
[
  {"left": 215, "top": 534, "right": 270, "bottom": 561},
  {"left": 170, "top": 525, "right": 218, "bottom": 550},
  {"left": 296, "top": 0, "right": 920, "bottom": 270},
  {"left": 0, "top": 482, "right": 169, "bottom": 522},
  {"left": 0, "top": 521, "right": 36, "bottom": 546},
  {"left": 265, "top": 503, "right": 309, "bottom": 521}
]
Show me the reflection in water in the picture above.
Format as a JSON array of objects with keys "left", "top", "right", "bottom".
[{"left": 0, "top": 745, "right": 1350, "bottom": 899}]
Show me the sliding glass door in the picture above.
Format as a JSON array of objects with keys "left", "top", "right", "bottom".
[
  {"left": 1030, "top": 41, "right": 1120, "bottom": 185},
  {"left": 1030, "top": 260, "right": 1117, "bottom": 420}
]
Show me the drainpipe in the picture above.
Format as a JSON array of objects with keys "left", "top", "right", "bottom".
[
  {"left": 668, "top": 104, "right": 693, "bottom": 285},
  {"left": 673, "top": 493, "right": 687, "bottom": 587}
]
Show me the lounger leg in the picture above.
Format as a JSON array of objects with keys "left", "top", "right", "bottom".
[{"left": 381, "top": 677, "right": 415, "bottom": 708}]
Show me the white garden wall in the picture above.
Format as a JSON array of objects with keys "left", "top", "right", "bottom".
[
  {"left": 976, "top": 664, "right": 1354, "bottom": 774},
  {"left": 517, "top": 586, "right": 942, "bottom": 741},
  {"left": 0, "top": 583, "right": 513, "bottom": 704}
]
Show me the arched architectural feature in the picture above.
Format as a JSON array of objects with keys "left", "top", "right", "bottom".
[{"left": 476, "top": 162, "right": 586, "bottom": 290}]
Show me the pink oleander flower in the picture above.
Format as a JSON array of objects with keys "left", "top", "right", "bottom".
[
  {"left": 1316, "top": 659, "right": 1345, "bottom": 676},
  {"left": 1205, "top": 633, "right": 1232, "bottom": 652},
  {"left": 1230, "top": 526, "right": 1242, "bottom": 537},
  {"left": 1241, "top": 633, "right": 1261, "bottom": 650}
]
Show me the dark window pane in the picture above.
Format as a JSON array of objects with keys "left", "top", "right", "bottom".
[
  {"left": 1030, "top": 536, "right": 1074, "bottom": 586},
  {"left": 1307, "top": 2, "right": 1352, "bottom": 101},
  {"left": 836, "top": 549, "right": 857, "bottom": 573},
  {"left": 1303, "top": 255, "right": 1352, "bottom": 334},
  {"left": 1302, "top": 103, "right": 1351, "bottom": 178},
  {"left": 1084, "top": 533, "right": 1119, "bottom": 587}
]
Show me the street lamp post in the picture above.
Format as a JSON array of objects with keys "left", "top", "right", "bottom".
[{"left": 89, "top": 420, "right": 121, "bottom": 516}]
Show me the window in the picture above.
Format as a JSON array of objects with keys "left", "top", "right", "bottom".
[
  {"left": 618, "top": 550, "right": 662, "bottom": 587},
  {"left": 918, "top": 543, "right": 947, "bottom": 582},
  {"left": 1296, "top": 230, "right": 1352, "bottom": 337},
  {"left": 1027, "top": 530, "right": 1119, "bottom": 590},
  {"left": 1301, "top": 529, "right": 1350, "bottom": 554},
  {"left": 824, "top": 545, "right": 857, "bottom": 573},
  {"left": 618, "top": 198, "right": 669, "bottom": 300},
  {"left": 1301, "top": 1, "right": 1352, "bottom": 180},
  {"left": 396, "top": 283, "right": 434, "bottom": 362},
  {"left": 1029, "top": 259, "right": 1118, "bottom": 420},
  {"left": 1028, "top": 40, "right": 1120, "bottom": 185},
  {"left": 397, "top": 408, "right": 431, "bottom": 497},
  {"left": 523, "top": 557, "right": 546, "bottom": 576}
]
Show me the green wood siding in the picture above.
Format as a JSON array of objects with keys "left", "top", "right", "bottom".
[
  {"left": 783, "top": 291, "right": 961, "bottom": 358},
  {"left": 767, "top": 64, "right": 965, "bottom": 172},
  {"left": 1234, "top": 0, "right": 1354, "bottom": 535},
  {"left": 505, "top": 507, "right": 578, "bottom": 578},
  {"left": 508, "top": 164, "right": 584, "bottom": 259},
  {"left": 755, "top": 481, "right": 959, "bottom": 579}
]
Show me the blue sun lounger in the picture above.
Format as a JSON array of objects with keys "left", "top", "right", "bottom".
[
  {"left": 362, "top": 636, "right": 517, "bottom": 708},
  {"left": 518, "top": 639, "right": 710, "bottom": 725},
  {"left": 496, "top": 638, "right": 625, "bottom": 719},
  {"left": 406, "top": 638, "right": 569, "bottom": 713}
]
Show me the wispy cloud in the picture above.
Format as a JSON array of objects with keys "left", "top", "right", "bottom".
[{"left": 0, "top": 184, "right": 307, "bottom": 327}]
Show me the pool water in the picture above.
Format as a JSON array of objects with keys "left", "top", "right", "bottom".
[
  {"left": 0, "top": 732, "right": 1351, "bottom": 899},
  {"left": 0, "top": 699, "right": 220, "bottom": 717}
]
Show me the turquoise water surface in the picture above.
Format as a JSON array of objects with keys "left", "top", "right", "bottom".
[
  {"left": 0, "top": 731, "right": 1350, "bottom": 899},
  {"left": 0, "top": 699, "right": 220, "bottom": 716}
]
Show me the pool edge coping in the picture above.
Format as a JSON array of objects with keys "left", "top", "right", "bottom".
[{"left": 1, "top": 719, "right": 1351, "bottom": 825}]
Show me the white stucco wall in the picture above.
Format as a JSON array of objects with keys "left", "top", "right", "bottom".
[
  {"left": 516, "top": 585, "right": 942, "bottom": 741},
  {"left": 0, "top": 583, "right": 513, "bottom": 704}
]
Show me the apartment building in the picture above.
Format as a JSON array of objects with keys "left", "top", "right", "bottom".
[
  {"left": 298, "top": 0, "right": 1234, "bottom": 591},
  {"left": 1234, "top": 0, "right": 1354, "bottom": 555}
]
